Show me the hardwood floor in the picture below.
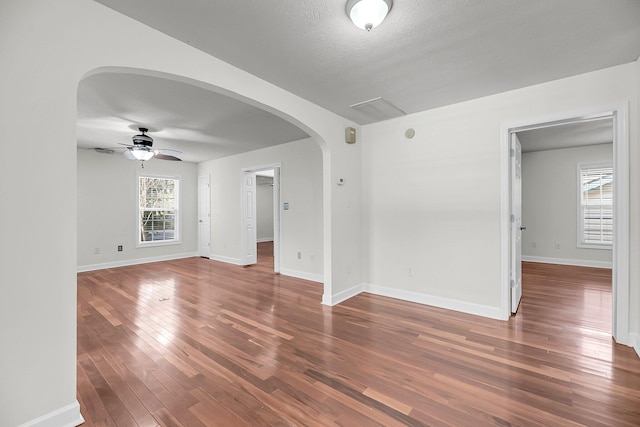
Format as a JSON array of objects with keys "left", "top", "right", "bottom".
[{"left": 77, "top": 252, "right": 640, "bottom": 426}]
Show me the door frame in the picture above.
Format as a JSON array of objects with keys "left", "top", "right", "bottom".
[
  {"left": 510, "top": 133, "right": 523, "bottom": 314},
  {"left": 500, "top": 104, "right": 629, "bottom": 345},
  {"left": 241, "top": 163, "right": 281, "bottom": 272},
  {"left": 198, "top": 174, "right": 211, "bottom": 257}
]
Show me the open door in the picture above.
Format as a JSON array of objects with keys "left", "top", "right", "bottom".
[
  {"left": 511, "top": 133, "right": 523, "bottom": 313},
  {"left": 241, "top": 171, "right": 257, "bottom": 266},
  {"left": 198, "top": 175, "right": 211, "bottom": 257}
]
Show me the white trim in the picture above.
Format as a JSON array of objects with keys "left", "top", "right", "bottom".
[
  {"left": 364, "top": 284, "right": 503, "bottom": 320},
  {"left": 280, "top": 268, "right": 323, "bottom": 283},
  {"left": 257, "top": 237, "right": 274, "bottom": 243},
  {"left": 241, "top": 163, "right": 282, "bottom": 272},
  {"left": 501, "top": 104, "right": 631, "bottom": 344},
  {"left": 198, "top": 174, "right": 211, "bottom": 258},
  {"left": 137, "top": 173, "right": 181, "bottom": 247},
  {"left": 500, "top": 122, "right": 511, "bottom": 321},
  {"left": 77, "top": 252, "right": 197, "bottom": 272},
  {"left": 208, "top": 254, "right": 243, "bottom": 265},
  {"left": 321, "top": 282, "right": 502, "bottom": 320},
  {"left": 576, "top": 161, "right": 613, "bottom": 249},
  {"left": 322, "top": 283, "right": 363, "bottom": 306},
  {"left": 18, "top": 401, "right": 84, "bottom": 427},
  {"left": 611, "top": 104, "right": 630, "bottom": 345},
  {"left": 522, "top": 255, "right": 612, "bottom": 269},
  {"left": 272, "top": 167, "right": 281, "bottom": 274},
  {"left": 629, "top": 333, "right": 640, "bottom": 359}
]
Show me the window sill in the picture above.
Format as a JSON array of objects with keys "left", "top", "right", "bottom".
[
  {"left": 137, "top": 240, "right": 182, "bottom": 249},
  {"left": 577, "top": 243, "right": 612, "bottom": 250}
]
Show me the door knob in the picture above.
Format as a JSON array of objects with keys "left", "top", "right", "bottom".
[{"left": 520, "top": 226, "right": 527, "bottom": 231}]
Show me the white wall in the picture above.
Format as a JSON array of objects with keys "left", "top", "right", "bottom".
[
  {"left": 521, "top": 144, "right": 613, "bottom": 267},
  {"left": 256, "top": 176, "right": 274, "bottom": 241},
  {"left": 199, "top": 138, "right": 323, "bottom": 279},
  {"left": 634, "top": 57, "right": 640, "bottom": 353},
  {"left": 0, "top": 1, "right": 359, "bottom": 425},
  {"left": 77, "top": 148, "right": 198, "bottom": 270},
  {"left": 361, "top": 62, "right": 638, "bottom": 322},
  {"left": 1, "top": 1, "right": 638, "bottom": 425}
]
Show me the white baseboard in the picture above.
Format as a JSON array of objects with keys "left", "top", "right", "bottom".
[
  {"left": 363, "top": 284, "right": 503, "bottom": 320},
  {"left": 630, "top": 332, "right": 640, "bottom": 359},
  {"left": 18, "top": 401, "right": 84, "bottom": 427},
  {"left": 522, "top": 255, "right": 612, "bottom": 269},
  {"left": 77, "top": 252, "right": 198, "bottom": 272},
  {"left": 322, "top": 282, "right": 502, "bottom": 320},
  {"left": 257, "top": 237, "right": 274, "bottom": 243},
  {"left": 322, "top": 283, "right": 363, "bottom": 306},
  {"left": 208, "top": 254, "right": 243, "bottom": 265},
  {"left": 280, "top": 268, "right": 323, "bottom": 283}
]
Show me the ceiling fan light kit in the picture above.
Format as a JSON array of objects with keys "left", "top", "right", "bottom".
[
  {"left": 346, "top": 0, "right": 392, "bottom": 31},
  {"left": 113, "top": 127, "right": 183, "bottom": 165},
  {"left": 130, "top": 146, "right": 155, "bottom": 161}
]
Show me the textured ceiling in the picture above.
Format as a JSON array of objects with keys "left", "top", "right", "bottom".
[
  {"left": 518, "top": 118, "right": 613, "bottom": 153},
  {"left": 77, "top": 73, "right": 309, "bottom": 163},
  {"left": 93, "top": 0, "right": 640, "bottom": 125},
  {"left": 82, "top": 0, "right": 640, "bottom": 163}
]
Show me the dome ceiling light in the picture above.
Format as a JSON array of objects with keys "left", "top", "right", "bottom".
[{"left": 346, "top": 0, "right": 393, "bottom": 31}]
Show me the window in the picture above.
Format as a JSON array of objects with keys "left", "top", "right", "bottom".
[
  {"left": 578, "top": 163, "right": 612, "bottom": 248},
  {"left": 138, "top": 174, "right": 179, "bottom": 245}
]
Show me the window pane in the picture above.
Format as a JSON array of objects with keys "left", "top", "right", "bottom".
[
  {"left": 579, "top": 164, "right": 613, "bottom": 246},
  {"left": 139, "top": 176, "right": 178, "bottom": 243}
]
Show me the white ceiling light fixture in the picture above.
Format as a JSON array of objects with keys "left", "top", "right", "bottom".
[
  {"left": 346, "top": 0, "right": 393, "bottom": 31},
  {"left": 130, "top": 146, "right": 155, "bottom": 161}
]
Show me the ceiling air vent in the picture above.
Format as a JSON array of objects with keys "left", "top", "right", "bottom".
[{"left": 349, "top": 97, "right": 406, "bottom": 122}]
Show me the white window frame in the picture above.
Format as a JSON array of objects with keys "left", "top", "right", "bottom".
[
  {"left": 576, "top": 162, "right": 612, "bottom": 249},
  {"left": 137, "top": 173, "right": 181, "bottom": 247}
]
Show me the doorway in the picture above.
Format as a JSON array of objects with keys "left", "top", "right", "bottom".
[
  {"left": 256, "top": 169, "right": 276, "bottom": 268},
  {"left": 198, "top": 175, "right": 211, "bottom": 257},
  {"left": 241, "top": 165, "right": 281, "bottom": 272},
  {"left": 502, "top": 106, "right": 630, "bottom": 345}
]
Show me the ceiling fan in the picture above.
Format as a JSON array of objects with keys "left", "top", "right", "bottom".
[{"left": 96, "top": 127, "right": 182, "bottom": 165}]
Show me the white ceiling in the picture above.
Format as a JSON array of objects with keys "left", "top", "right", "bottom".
[
  {"left": 518, "top": 118, "right": 614, "bottom": 153},
  {"left": 77, "top": 72, "right": 309, "bottom": 163},
  {"left": 82, "top": 0, "right": 640, "bottom": 162}
]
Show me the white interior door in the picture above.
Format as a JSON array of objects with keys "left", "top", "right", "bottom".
[
  {"left": 198, "top": 175, "right": 211, "bottom": 257},
  {"left": 242, "top": 172, "right": 257, "bottom": 265},
  {"left": 272, "top": 167, "right": 280, "bottom": 273},
  {"left": 511, "top": 133, "right": 523, "bottom": 313}
]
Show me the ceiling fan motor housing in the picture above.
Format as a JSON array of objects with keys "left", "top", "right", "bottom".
[{"left": 132, "top": 127, "right": 153, "bottom": 147}]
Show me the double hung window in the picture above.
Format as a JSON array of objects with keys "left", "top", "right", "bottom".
[
  {"left": 578, "top": 163, "right": 612, "bottom": 248},
  {"left": 138, "top": 175, "right": 179, "bottom": 245}
]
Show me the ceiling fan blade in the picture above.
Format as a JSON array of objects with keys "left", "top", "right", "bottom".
[
  {"left": 155, "top": 148, "right": 182, "bottom": 156},
  {"left": 95, "top": 147, "right": 115, "bottom": 154},
  {"left": 154, "top": 153, "right": 182, "bottom": 161}
]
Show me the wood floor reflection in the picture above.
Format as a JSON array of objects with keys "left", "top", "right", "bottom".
[{"left": 77, "top": 255, "right": 640, "bottom": 426}]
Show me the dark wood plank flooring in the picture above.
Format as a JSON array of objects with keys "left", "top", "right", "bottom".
[{"left": 77, "top": 249, "right": 640, "bottom": 426}]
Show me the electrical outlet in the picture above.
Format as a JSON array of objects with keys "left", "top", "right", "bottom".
[
  {"left": 297, "top": 252, "right": 301, "bottom": 260},
  {"left": 554, "top": 242, "right": 561, "bottom": 249},
  {"left": 531, "top": 241, "right": 537, "bottom": 248},
  {"left": 117, "top": 245, "right": 123, "bottom": 252},
  {"left": 408, "top": 267, "right": 414, "bottom": 276},
  {"left": 94, "top": 248, "right": 100, "bottom": 255}
]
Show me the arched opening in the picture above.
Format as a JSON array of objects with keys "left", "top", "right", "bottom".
[{"left": 77, "top": 66, "right": 330, "bottom": 298}]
